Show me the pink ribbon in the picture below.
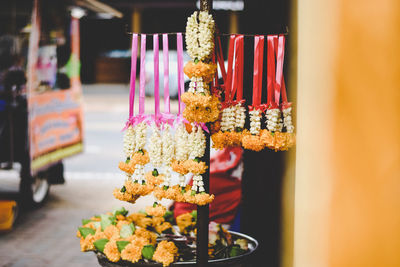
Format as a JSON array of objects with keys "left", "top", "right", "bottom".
[
  {"left": 163, "top": 34, "right": 170, "bottom": 114},
  {"left": 177, "top": 33, "right": 185, "bottom": 114},
  {"left": 139, "top": 34, "right": 146, "bottom": 115},
  {"left": 129, "top": 34, "right": 138, "bottom": 118},
  {"left": 123, "top": 34, "right": 138, "bottom": 131},
  {"left": 153, "top": 34, "right": 160, "bottom": 125}
]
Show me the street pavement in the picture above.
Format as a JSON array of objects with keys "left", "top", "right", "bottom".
[{"left": 0, "top": 84, "right": 175, "bottom": 267}]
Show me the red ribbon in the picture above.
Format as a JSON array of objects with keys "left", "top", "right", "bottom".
[
  {"left": 274, "top": 35, "right": 285, "bottom": 107},
  {"left": 231, "top": 35, "right": 244, "bottom": 102},
  {"left": 216, "top": 34, "right": 227, "bottom": 83},
  {"left": 225, "top": 35, "right": 236, "bottom": 105},
  {"left": 267, "top": 35, "right": 278, "bottom": 109},
  {"left": 252, "top": 35, "right": 265, "bottom": 109}
]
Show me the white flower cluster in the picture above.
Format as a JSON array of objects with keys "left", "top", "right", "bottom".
[
  {"left": 175, "top": 124, "right": 190, "bottom": 161},
  {"left": 133, "top": 164, "right": 145, "bottom": 183},
  {"left": 283, "top": 107, "right": 295, "bottom": 133},
  {"left": 188, "top": 76, "right": 209, "bottom": 94},
  {"left": 249, "top": 109, "right": 261, "bottom": 135},
  {"left": 134, "top": 122, "right": 147, "bottom": 151},
  {"left": 189, "top": 126, "right": 206, "bottom": 159},
  {"left": 192, "top": 174, "right": 205, "bottom": 192},
  {"left": 234, "top": 104, "right": 246, "bottom": 129},
  {"left": 161, "top": 124, "right": 174, "bottom": 187},
  {"left": 123, "top": 126, "right": 135, "bottom": 158},
  {"left": 185, "top": 11, "right": 215, "bottom": 61},
  {"left": 220, "top": 106, "right": 235, "bottom": 132},
  {"left": 161, "top": 124, "right": 174, "bottom": 165},
  {"left": 266, "top": 108, "right": 282, "bottom": 132},
  {"left": 149, "top": 125, "right": 163, "bottom": 167}
]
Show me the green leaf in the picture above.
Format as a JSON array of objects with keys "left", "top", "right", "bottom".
[
  {"left": 163, "top": 185, "right": 169, "bottom": 191},
  {"left": 152, "top": 169, "right": 159, "bottom": 176},
  {"left": 194, "top": 157, "right": 201, "bottom": 163},
  {"left": 153, "top": 202, "right": 158, "bottom": 208},
  {"left": 191, "top": 210, "right": 197, "bottom": 221},
  {"left": 138, "top": 149, "right": 144, "bottom": 155},
  {"left": 120, "top": 223, "right": 135, "bottom": 238},
  {"left": 100, "top": 214, "right": 113, "bottom": 231},
  {"left": 125, "top": 157, "right": 130, "bottom": 163},
  {"left": 82, "top": 219, "right": 92, "bottom": 225},
  {"left": 79, "top": 227, "right": 95, "bottom": 238},
  {"left": 229, "top": 245, "right": 245, "bottom": 257},
  {"left": 116, "top": 241, "right": 131, "bottom": 252},
  {"left": 120, "top": 186, "right": 126, "bottom": 193},
  {"left": 142, "top": 245, "right": 155, "bottom": 260},
  {"left": 94, "top": 238, "right": 109, "bottom": 253},
  {"left": 113, "top": 207, "right": 129, "bottom": 217},
  {"left": 194, "top": 58, "right": 199, "bottom": 64},
  {"left": 191, "top": 190, "right": 196, "bottom": 196}
]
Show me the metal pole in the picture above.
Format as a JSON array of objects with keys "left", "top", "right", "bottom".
[{"left": 196, "top": 2, "right": 212, "bottom": 266}]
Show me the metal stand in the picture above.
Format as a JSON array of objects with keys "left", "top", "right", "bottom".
[{"left": 196, "top": 2, "right": 213, "bottom": 266}]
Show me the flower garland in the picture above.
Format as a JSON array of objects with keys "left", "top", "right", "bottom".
[{"left": 185, "top": 11, "right": 215, "bottom": 62}]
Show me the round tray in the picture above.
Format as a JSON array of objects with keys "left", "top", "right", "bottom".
[{"left": 96, "top": 231, "right": 258, "bottom": 267}]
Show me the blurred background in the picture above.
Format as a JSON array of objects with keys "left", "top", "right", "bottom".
[{"left": 1, "top": 0, "right": 400, "bottom": 267}]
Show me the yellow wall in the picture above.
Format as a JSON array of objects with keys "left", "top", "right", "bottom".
[{"left": 293, "top": 0, "right": 400, "bottom": 266}]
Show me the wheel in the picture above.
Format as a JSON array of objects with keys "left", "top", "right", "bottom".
[{"left": 19, "top": 171, "right": 50, "bottom": 208}]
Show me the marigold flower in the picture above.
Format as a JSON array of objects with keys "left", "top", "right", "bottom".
[
  {"left": 135, "top": 228, "right": 157, "bottom": 245},
  {"left": 94, "top": 228, "right": 107, "bottom": 241},
  {"left": 116, "top": 220, "right": 131, "bottom": 230},
  {"left": 274, "top": 131, "right": 287, "bottom": 151},
  {"left": 113, "top": 188, "right": 138, "bottom": 204},
  {"left": 155, "top": 222, "right": 172, "bottom": 234},
  {"left": 118, "top": 161, "right": 135, "bottom": 174},
  {"left": 80, "top": 234, "right": 96, "bottom": 251},
  {"left": 104, "top": 225, "right": 120, "bottom": 240},
  {"left": 171, "top": 160, "right": 189, "bottom": 175},
  {"left": 194, "top": 193, "right": 215, "bottom": 206},
  {"left": 260, "top": 129, "right": 275, "bottom": 149},
  {"left": 176, "top": 212, "right": 196, "bottom": 234},
  {"left": 103, "top": 240, "right": 121, "bottom": 262},
  {"left": 184, "top": 160, "right": 208, "bottom": 174},
  {"left": 129, "top": 150, "right": 150, "bottom": 166},
  {"left": 120, "top": 242, "right": 142, "bottom": 263},
  {"left": 145, "top": 172, "right": 164, "bottom": 186},
  {"left": 152, "top": 240, "right": 178, "bottom": 267},
  {"left": 225, "top": 131, "right": 242, "bottom": 147},
  {"left": 145, "top": 204, "right": 167, "bottom": 217},
  {"left": 124, "top": 180, "right": 153, "bottom": 196},
  {"left": 242, "top": 133, "right": 265, "bottom": 152},
  {"left": 286, "top": 132, "right": 296, "bottom": 148},
  {"left": 211, "top": 131, "right": 227, "bottom": 150},
  {"left": 184, "top": 61, "right": 216, "bottom": 83}
]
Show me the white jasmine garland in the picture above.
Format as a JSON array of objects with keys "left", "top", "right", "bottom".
[
  {"left": 123, "top": 126, "right": 135, "bottom": 158},
  {"left": 133, "top": 164, "right": 145, "bottom": 183},
  {"left": 175, "top": 124, "right": 189, "bottom": 161},
  {"left": 266, "top": 108, "right": 280, "bottom": 132},
  {"left": 220, "top": 106, "right": 235, "bottom": 132},
  {"left": 179, "top": 174, "right": 186, "bottom": 187},
  {"left": 189, "top": 126, "right": 206, "bottom": 159},
  {"left": 185, "top": 11, "right": 215, "bottom": 61},
  {"left": 192, "top": 174, "right": 205, "bottom": 192},
  {"left": 234, "top": 104, "right": 246, "bottom": 130},
  {"left": 134, "top": 122, "right": 147, "bottom": 151},
  {"left": 149, "top": 125, "right": 163, "bottom": 167},
  {"left": 283, "top": 107, "right": 295, "bottom": 133},
  {"left": 188, "top": 76, "right": 209, "bottom": 94},
  {"left": 249, "top": 109, "right": 261, "bottom": 135},
  {"left": 161, "top": 124, "right": 174, "bottom": 165}
]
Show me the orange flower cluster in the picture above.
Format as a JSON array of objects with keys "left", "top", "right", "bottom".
[
  {"left": 153, "top": 185, "right": 214, "bottom": 206},
  {"left": 211, "top": 130, "right": 245, "bottom": 150},
  {"left": 241, "top": 130, "right": 296, "bottom": 152},
  {"left": 171, "top": 159, "right": 208, "bottom": 175},
  {"left": 145, "top": 204, "right": 167, "bottom": 217},
  {"left": 152, "top": 240, "right": 179, "bottom": 267},
  {"left": 183, "top": 61, "right": 217, "bottom": 83},
  {"left": 182, "top": 93, "right": 220, "bottom": 123},
  {"left": 118, "top": 150, "right": 150, "bottom": 174},
  {"left": 176, "top": 212, "right": 196, "bottom": 234},
  {"left": 145, "top": 172, "right": 164, "bottom": 187}
]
